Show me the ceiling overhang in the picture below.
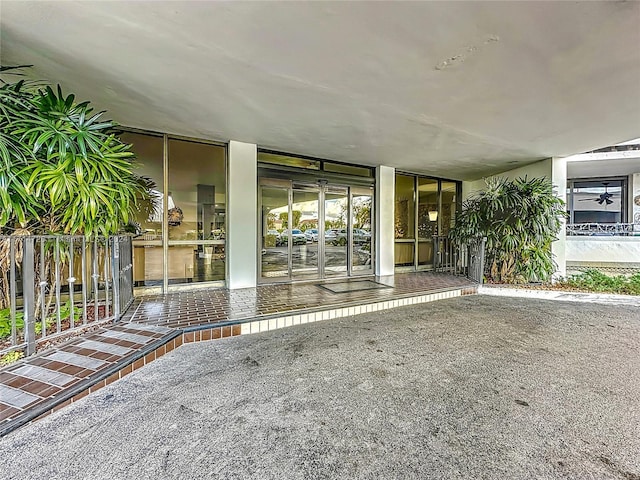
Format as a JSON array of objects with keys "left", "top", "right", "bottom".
[{"left": 1, "top": 1, "right": 639, "bottom": 180}]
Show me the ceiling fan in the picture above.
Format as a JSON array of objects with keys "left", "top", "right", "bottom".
[{"left": 577, "top": 182, "right": 614, "bottom": 205}]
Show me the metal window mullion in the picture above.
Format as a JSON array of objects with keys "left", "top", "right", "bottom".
[
  {"left": 414, "top": 176, "right": 419, "bottom": 270},
  {"left": 568, "top": 181, "right": 574, "bottom": 224},
  {"left": 370, "top": 188, "right": 375, "bottom": 275},
  {"left": 314, "top": 189, "right": 321, "bottom": 278},
  {"left": 319, "top": 187, "right": 325, "bottom": 279},
  {"left": 347, "top": 187, "right": 353, "bottom": 277},
  {"left": 288, "top": 187, "right": 293, "bottom": 279},
  {"left": 162, "top": 134, "right": 169, "bottom": 293},
  {"left": 438, "top": 180, "right": 443, "bottom": 238},
  {"left": 257, "top": 186, "right": 263, "bottom": 281}
]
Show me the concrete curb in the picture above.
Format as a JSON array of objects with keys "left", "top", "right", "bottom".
[{"left": 479, "top": 285, "right": 640, "bottom": 307}]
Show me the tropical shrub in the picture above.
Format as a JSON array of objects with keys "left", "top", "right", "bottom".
[
  {"left": 450, "top": 176, "right": 566, "bottom": 283},
  {"left": 0, "top": 65, "right": 152, "bottom": 236},
  {"left": 0, "top": 66, "right": 154, "bottom": 316}
]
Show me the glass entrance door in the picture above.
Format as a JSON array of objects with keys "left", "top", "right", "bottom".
[
  {"left": 292, "top": 186, "right": 320, "bottom": 279},
  {"left": 259, "top": 180, "right": 372, "bottom": 283},
  {"left": 323, "top": 186, "right": 349, "bottom": 277},
  {"left": 260, "top": 183, "right": 290, "bottom": 280},
  {"left": 351, "top": 187, "right": 373, "bottom": 275}
]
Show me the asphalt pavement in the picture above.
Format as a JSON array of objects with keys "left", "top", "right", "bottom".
[{"left": 1, "top": 295, "right": 638, "bottom": 480}]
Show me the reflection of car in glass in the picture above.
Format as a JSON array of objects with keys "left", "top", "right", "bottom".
[
  {"left": 305, "top": 229, "right": 319, "bottom": 242},
  {"left": 325, "top": 228, "right": 371, "bottom": 246},
  {"left": 353, "top": 229, "right": 371, "bottom": 244},
  {"left": 326, "top": 229, "right": 346, "bottom": 246},
  {"left": 276, "top": 229, "right": 307, "bottom": 246}
]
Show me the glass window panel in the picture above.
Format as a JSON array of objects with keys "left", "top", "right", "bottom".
[
  {"left": 440, "top": 181, "right": 458, "bottom": 236},
  {"left": 395, "top": 174, "right": 415, "bottom": 239},
  {"left": 261, "top": 186, "right": 289, "bottom": 279},
  {"left": 292, "top": 188, "right": 319, "bottom": 279},
  {"left": 168, "top": 139, "right": 226, "bottom": 283},
  {"left": 417, "top": 178, "right": 438, "bottom": 266},
  {"left": 323, "top": 163, "right": 373, "bottom": 177},
  {"left": 394, "top": 242, "right": 415, "bottom": 267},
  {"left": 167, "top": 244, "right": 225, "bottom": 284},
  {"left": 324, "top": 188, "right": 348, "bottom": 276},
  {"left": 571, "top": 180, "right": 623, "bottom": 224},
  {"left": 258, "top": 152, "right": 320, "bottom": 170},
  {"left": 352, "top": 189, "right": 373, "bottom": 273},
  {"left": 121, "top": 132, "right": 164, "bottom": 287}
]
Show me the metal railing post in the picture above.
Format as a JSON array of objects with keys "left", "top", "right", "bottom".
[
  {"left": 22, "top": 237, "right": 36, "bottom": 356},
  {"left": 111, "top": 236, "right": 121, "bottom": 321},
  {"left": 432, "top": 236, "right": 438, "bottom": 271},
  {"left": 478, "top": 237, "right": 487, "bottom": 284}
]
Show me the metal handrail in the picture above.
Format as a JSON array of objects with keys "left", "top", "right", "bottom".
[
  {"left": 0, "top": 235, "right": 134, "bottom": 359},
  {"left": 432, "top": 235, "right": 486, "bottom": 284},
  {"left": 566, "top": 223, "right": 640, "bottom": 236}
]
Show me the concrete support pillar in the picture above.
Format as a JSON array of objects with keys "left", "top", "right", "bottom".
[
  {"left": 227, "top": 141, "right": 257, "bottom": 289},
  {"left": 551, "top": 156, "right": 567, "bottom": 279},
  {"left": 375, "top": 166, "right": 395, "bottom": 276}
]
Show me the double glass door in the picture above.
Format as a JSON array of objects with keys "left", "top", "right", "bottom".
[{"left": 260, "top": 179, "right": 373, "bottom": 282}]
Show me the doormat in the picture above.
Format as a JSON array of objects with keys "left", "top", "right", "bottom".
[{"left": 319, "top": 280, "right": 392, "bottom": 294}]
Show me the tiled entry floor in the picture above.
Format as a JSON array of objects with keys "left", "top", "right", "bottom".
[
  {"left": 0, "top": 272, "right": 476, "bottom": 436},
  {"left": 127, "top": 272, "right": 475, "bottom": 329}
]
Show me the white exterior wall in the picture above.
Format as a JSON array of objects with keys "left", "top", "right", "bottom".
[
  {"left": 462, "top": 178, "right": 485, "bottom": 200},
  {"left": 375, "top": 166, "right": 395, "bottom": 276},
  {"left": 567, "top": 237, "right": 640, "bottom": 266},
  {"left": 227, "top": 141, "right": 258, "bottom": 289},
  {"left": 462, "top": 159, "right": 553, "bottom": 200}
]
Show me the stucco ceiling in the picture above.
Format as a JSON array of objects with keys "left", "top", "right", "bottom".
[{"left": 1, "top": 1, "right": 639, "bottom": 180}]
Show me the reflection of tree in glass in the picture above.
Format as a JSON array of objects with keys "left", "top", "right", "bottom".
[
  {"left": 417, "top": 205, "right": 435, "bottom": 238},
  {"left": 278, "top": 211, "right": 302, "bottom": 229},
  {"left": 353, "top": 197, "right": 371, "bottom": 229},
  {"left": 267, "top": 213, "right": 276, "bottom": 230}
]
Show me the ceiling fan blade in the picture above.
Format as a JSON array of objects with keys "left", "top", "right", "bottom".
[{"left": 605, "top": 198, "right": 614, "bottom": 205}]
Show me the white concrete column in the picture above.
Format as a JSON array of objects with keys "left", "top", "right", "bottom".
[
  {"left": 227, "top": 141, "right": 258, "bottom": 289},
  {"left": 375, "top": 166, "right": 395, "bottom": 276},
  {"left": 551, "top": 156, "right": 567, "bottom": 279}
]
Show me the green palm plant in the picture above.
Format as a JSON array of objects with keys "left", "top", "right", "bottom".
[
  {"left": 0, "top": 66, "right": 152, "bottom": 236},
  {"left": 450, "top": 176, "right": 566, "bottom": 283},
  {"left": 0, "top": 66, "right": 155, "bottom": 311}
]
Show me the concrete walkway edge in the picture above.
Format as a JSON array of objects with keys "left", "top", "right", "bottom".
[{"left": 479, "top": 285, "right": 640, "bottom": 307}]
